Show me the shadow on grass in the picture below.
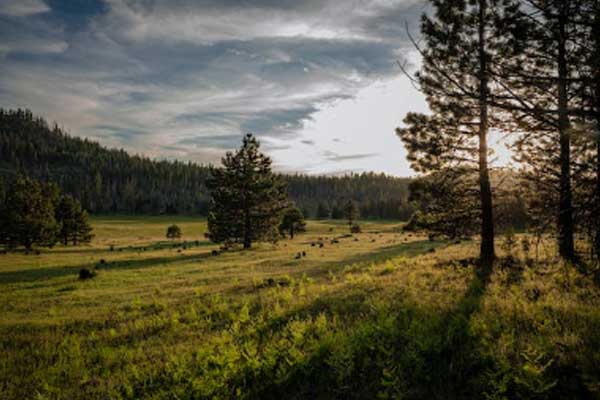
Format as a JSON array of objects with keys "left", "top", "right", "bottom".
[
  {"left": 240, "top": 261, "right": 493, "bottom": 399},
  {"left": 46, "top": 240, "right": 213, "bottom": 255},
  {"left": 0, "top": 251, "right": 214, "bottom": 285},
  {"left": 307, "top": 239, "right": 448, "bottom": 279}
]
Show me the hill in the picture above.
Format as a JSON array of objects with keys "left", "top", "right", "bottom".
[{"left": 0, "top": 109, "right": 412, "bottom": 218}]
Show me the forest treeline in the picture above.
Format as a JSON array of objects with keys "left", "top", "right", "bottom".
[{"left": 0, "top": 109, "right": 413, "bottom": 219}]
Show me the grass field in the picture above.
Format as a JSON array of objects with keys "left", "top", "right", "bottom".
[{"left": 1, "top": 217, "right": 599, "bottom": 399}]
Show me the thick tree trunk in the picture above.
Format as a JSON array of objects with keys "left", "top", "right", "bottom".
[
  {"left": 594, "top": 8, "right": 600, "bottom": 261},
  {"left": 478, "top": 0, "right": 495, "bottom": 267},
  {"left": 557, "top": 6, "right": 575, "bottom": 261}
]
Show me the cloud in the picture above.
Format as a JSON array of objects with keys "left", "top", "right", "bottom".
[
  {"left": 323, "top": 151, "right": 379, "bottom": 162},
  {"left": 0, "top": 0, "right": 49, "bottom": 17},
  {"left": 0, "top": 0, "right": 426, "bottom": 171}
]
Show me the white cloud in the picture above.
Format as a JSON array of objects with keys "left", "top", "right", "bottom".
[{"left": 0, "top": 0, "right": 50, "bottom": 17}]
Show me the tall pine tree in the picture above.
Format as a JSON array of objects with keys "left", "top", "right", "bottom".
[
  {"left": 498, "top": 0, "right": 590, "bottom": 261},
  {"left": 206, "top": 134, "right": 288, "bottom": 249},
  {"left": 397, "top": 0, "right": 517, "bottom": 266}
]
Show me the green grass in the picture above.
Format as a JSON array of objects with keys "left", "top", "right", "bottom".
[{"left": 1, "top": 217, "right": 599, "bottom": 399}]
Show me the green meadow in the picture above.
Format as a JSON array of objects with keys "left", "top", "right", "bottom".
[{"left": 1, "top": 217, "right": 599, "bottom": 399}]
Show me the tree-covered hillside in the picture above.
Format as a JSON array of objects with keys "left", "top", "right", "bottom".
[{"left": 0, "top": 109, "right": 412, "bottom": 218}]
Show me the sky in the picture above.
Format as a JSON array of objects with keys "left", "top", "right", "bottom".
[{"left": 0, "top": 0, "right": 512, "bottom": 176}]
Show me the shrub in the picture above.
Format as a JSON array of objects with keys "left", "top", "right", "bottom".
[
  {"left": 166, "top": 224, "right": 182, "bottom": 240},
  {"left": 78, "top": 268, "right": 96, "bottom": 280},
  {"left": 350, "top": 224, "right": 362, "bottom": 234}
]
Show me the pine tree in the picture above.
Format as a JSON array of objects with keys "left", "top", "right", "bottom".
[
  {"left": 498, "top": 0, "right": 590, "bottom": 261},
  {"left": 0, "top": 176, "right": 58, "bottom": 250},
  {"left": 397, "top": 0, "right": 518, "bottom": 266},
  {"left": 316, "top": 202, "right": 330, "bottom": 219},
  {"left": 331, "top": 203, "right": 344, "bottom": 219},
  {"left": 206, "top": 134, "right": 288, "bottom": 249},
  {"left": 343, "top": 200, "right": 360, "bottom": 232},
  {"left": 55, "top": 195, "right": 94, "bottom": 246},
  {"left": 279, "top": 206, "right": 306, "bottom": 239}
]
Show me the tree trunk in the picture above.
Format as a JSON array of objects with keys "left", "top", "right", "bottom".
[
  {"left": 478, "top": 0, "right": 495, "bottom": 267},
  {"left": 557, "top": 5, "right": 575, "bottom": 261},
  {"left": 243, "top": 208, "right": 251, "bottom": 249},
  {"left": 290, "top": 227, "right": 294, "bottom": 239},
  {"left": 594, "top": 7, "right": 600, "bottom": 261}
]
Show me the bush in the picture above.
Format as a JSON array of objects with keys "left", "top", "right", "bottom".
[
  {"left": 350, "top": 224, "right": 362, "bottom": 234},
  {"left": 166, "top": 224, "right": 182, "bottom": 240},
  {"left": 78, "top": 268, "right": 96, "bottom": 280}
]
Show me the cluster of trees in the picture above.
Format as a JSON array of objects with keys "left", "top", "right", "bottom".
[
  {"left": 0, "top": 108, "right": 412, "bottom": 219},
  {"left": 286, "top": 173, "right": 412, "bottom": 220},
  {"left": 0, "top": 176, "right": 93, "bottom": 250},
  {"left": 0, "top": 109, "right": 210, "bottom": 215},
  {"left": 398, "top": 0, "right": 600, "bottom": 266}
]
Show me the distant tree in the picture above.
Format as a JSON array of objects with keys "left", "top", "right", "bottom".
[
  {"left": 279, "top": 206, "right": 306, "bottom": 239},
  {"left": 206, "top": 134, "right": 288, "bottom": 249},
  {"left": 166, "top": 224, "right": 182, "bottom": 240},
  {"left": 0, "top": 176, "right": 58, "bottom": 250},
  {"left": 55, "top": 195, "right": 94, "bottom": 245},
  {"left": 0, "top": 176, "right": 5, "bottom": 210},
  {"left": 316, "top": 202, "right": 330, "bottom": 219},
  {"left": 343, "top": 200, "right": 360, "bottom": 232},
  {"left": 331, "top": 203, "right": 344, "bottom": 219}
]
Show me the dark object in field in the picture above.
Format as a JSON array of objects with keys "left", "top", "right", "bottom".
[
  {"left": 526, "top": 287, "right": 541, "bottom": 302},
  {"left": 354, "top": 238, "right": 359, "bottom": 242},
  {"left": 350, "top": 224, "right": 361, "bottom": 234},
  {"left": 0, "top": 250, "right": 6, "bottom": 255},
  {"left": 331, "top": 239, "right": 339, "bottom": 244},
  {"left": 99, "top": 259, "right": 106, "bottom": 264},
  {"left": 195, "top": 240, "right": 200, "bottom": 246},
  {"left": 302, "top": 251, "right": 306, "bottom": 256},
  {"left": 319, "top": 243, "right": 324, "bottom": 248},
  {"left": 427, "top": 248, "right": 436, "bottom": 253},
  {"left": 329, "top": 228, "right": 334, "bottom": 232},
  {"left": 177, "top": 249, "right": 182, "bottom": 253},
  {"left": 258, "top": 277, "right": 291, "bottom": 289},
  {"left": 79, "top": 268, "right": 96, "bottom": 280},
  {"left": 109, "top": 245, "right": 114, "bottom": 251},
  {"left": 35, "top": 250, "right": 41, "bottom": 255},
  {"left": 311, "top": 242, "right": 316, "bottom": 247},
  {"left": 295, "top": 252, "right": 302, "bottom": 259},
  {"left": 211, "top": 250, "right": 220, "bottom": 256}
]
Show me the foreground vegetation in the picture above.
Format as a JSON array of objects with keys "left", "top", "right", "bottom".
[{"left": 1, "top": 217, "right": 599, "bottom": 399}]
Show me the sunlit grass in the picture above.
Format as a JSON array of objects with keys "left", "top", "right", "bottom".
[{"left": 0, "top": 217, "right": 598, "bottom": 399}]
